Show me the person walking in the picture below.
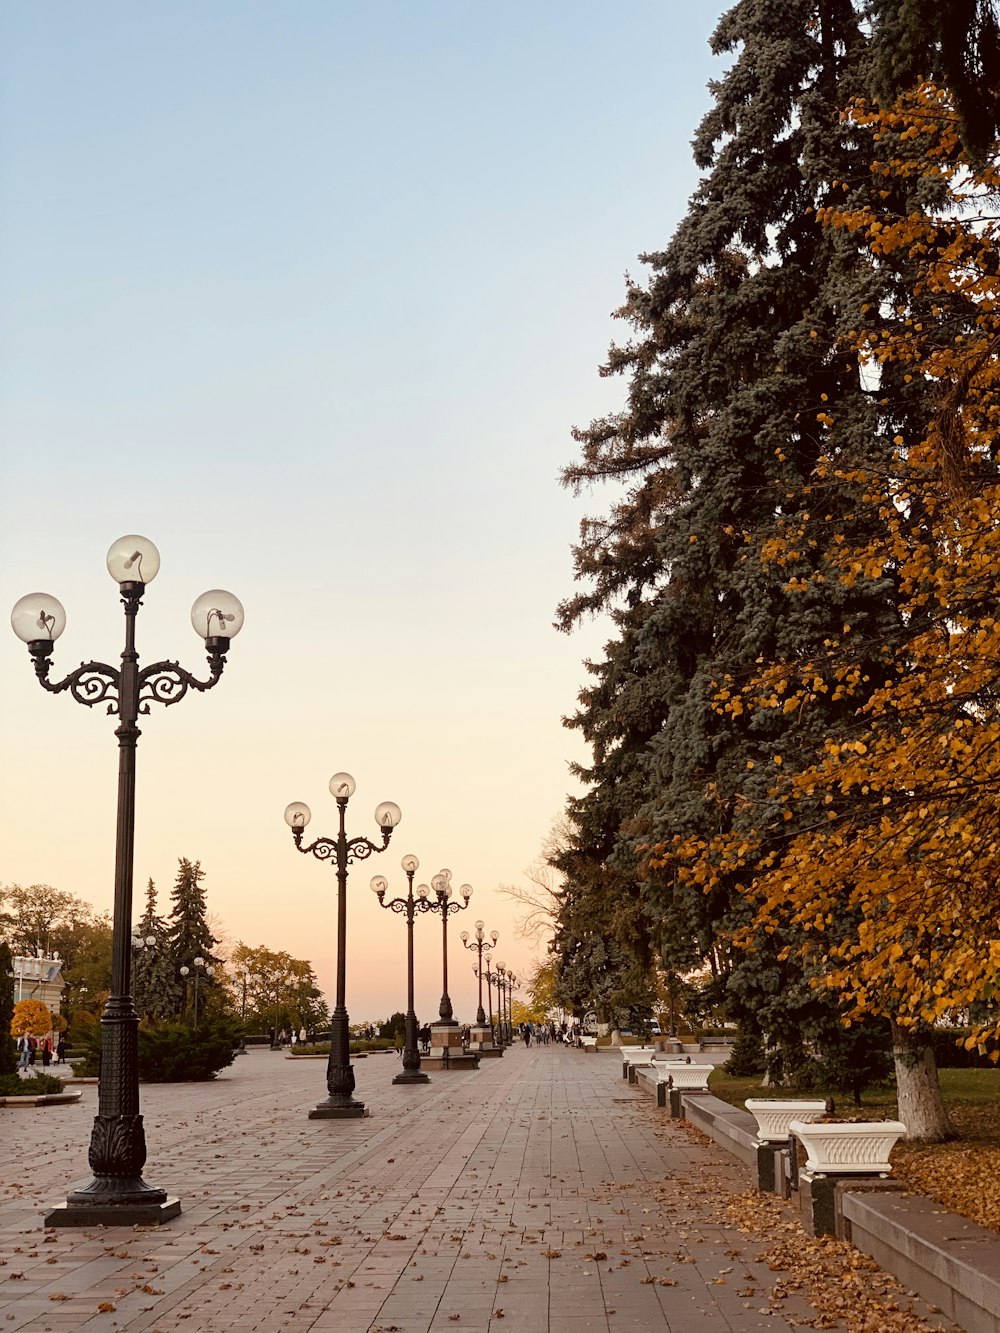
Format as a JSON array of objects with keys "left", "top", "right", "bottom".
[
  {"left": 40, "top": 1036, "right": 52, "bottom": 1068},
  {"left": 17, "top": 1035, "right": 30, "bottom": 1070},
  {"left": 56, "top": 1035, "right": 67, "bottom": 1064}
]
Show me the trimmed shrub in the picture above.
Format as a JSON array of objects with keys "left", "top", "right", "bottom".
[
  {"left": 76, "top": 1016, "right": 241, "bottom": 1082},
  {"left": 724, "top": 1029, "right": 765, "bottom": 1076},
  {"left": 0, "top": 1072, "right": 64, "bottom": 1096},
  {"left": 288, "top": 1039, "right": 394, "bottom": 1056}
]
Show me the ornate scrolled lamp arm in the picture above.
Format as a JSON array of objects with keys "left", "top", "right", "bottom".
[
  {"left": 11, "top": 571, "right": 244, "bottom": 718},
  {"left": 283, "top": 789, "right": 401, "bottom": 864}
]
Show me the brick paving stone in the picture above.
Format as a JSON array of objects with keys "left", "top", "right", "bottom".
[{"left": 0, "top": 1044, "right": 958, "bottom": 1331}]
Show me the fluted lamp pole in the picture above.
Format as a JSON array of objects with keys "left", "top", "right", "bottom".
[
  {"left": 371, "top": 854, "right": 430, "bottom": 1085},
  {"left": 12, "top": 534, "right": 242, "bottom": 1227},
  {"left": 285, "top": 773, "right": 400, "bottom": 1118}
]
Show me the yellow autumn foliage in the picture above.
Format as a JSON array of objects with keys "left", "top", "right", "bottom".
[{"left": 657, "top": 86, "right": 1000, "bottom": 1054}]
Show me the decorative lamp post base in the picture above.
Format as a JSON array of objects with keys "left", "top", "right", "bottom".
[
  {"left": 393, "top": 1067, "right": 431, "bottom": 1085},
  {"left": 45, "top": 1179, "right": 181, "bottom": 1228},
  {"left": 421, "top": 1024, "right": 481, "bottom": 1071},
  {"left": 309, "top": 1100, "right": 368, "bottom": 1119},
  {"left": 467, "top": 1023, "right": 503, "bottom": 1057}
]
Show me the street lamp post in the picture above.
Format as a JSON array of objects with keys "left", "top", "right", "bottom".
[
  {"left": 482, "top": 960, "right": 501, "bottom": 1047},
  {"left": 418, "top": 871, "right": 479, "bottom": 1070},
  {"left": 130, "top": 933, "right": 156, "bottom": 1022},
  {"left": 179, "top": 957, "right": 214, "bottom": 1031},
  {"left": 11, "top": 534, "right": 242, "bottom": 1227},
  {"left": 237, "top": 968, "right": 251, "bottom": 1054},
  {"left": 270, "top": 974, "right": 288, "bottom": 1050},
  {"left": 496, "top": 963, "right": 518, "bottom": 1043},
  {"left": 495, "top": 963, "right": 507, "bottom": 1042},
  {"left": 371, "top": 854, "right": 430, "bottom": 1086},
  {"left": 285, "top": 772, "right": 400, "bottom": 1118},
  {"left": 460, "top": 922, "right": 502, "bottom": 1058}
]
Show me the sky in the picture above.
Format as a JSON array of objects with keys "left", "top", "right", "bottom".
[{"left": 1, "top": 1, "right": 731, "bottom": 1026}]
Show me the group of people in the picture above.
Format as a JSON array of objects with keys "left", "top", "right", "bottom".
[
  {"left": 16, "top": 1033, "right": 66, "bottom": 1069},
  {"left": 519, "top": 1020, "right": 579, "bottom": 1046},
  {"left": 390, "top": 1019, "right": 587, "bottom": 1054}
]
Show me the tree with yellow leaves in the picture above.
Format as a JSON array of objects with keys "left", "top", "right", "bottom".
[
  {"left": 702, "top": 84, "right": 1000, "bottom": 1139},
  {"left": 10, "top": 998, "right": 55, "bottom": 1039}
]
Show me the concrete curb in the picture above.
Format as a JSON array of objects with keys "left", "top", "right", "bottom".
[{"left": 0, "top": 1092, "right": 83, "bottom": 1108}]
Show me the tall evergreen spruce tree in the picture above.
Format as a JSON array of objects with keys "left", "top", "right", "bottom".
[
  {"left": 0, "top": 942, "right": 16, "bottom": 1076},
  {"left": 166, "top": 859, "right": 219, "bottom": 1021},
  {"left": 868, "top": 0, "right": 1000, "bottom": 154},
  {"left": 558, "top": 0, "right": 935, "bottom": 1106},
  {"left": 133, "top": 878, "right": 182, "bottom": 1021}
]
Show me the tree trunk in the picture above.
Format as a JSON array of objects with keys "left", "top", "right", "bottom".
[{"left": 891, "top": 1021, "right": 952, "bottom": 1141}]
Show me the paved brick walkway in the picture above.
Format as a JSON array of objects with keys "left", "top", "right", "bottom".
[{"left": 0, "top": 1046, "right": 949, "bottom": 1331}]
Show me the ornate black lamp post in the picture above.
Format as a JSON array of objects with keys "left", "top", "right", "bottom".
[
  {"left": 284, "top": 772, "right": 400, "bottom": 1118},
  {"left": 460, "top": 921, "right": 498, "bottom": 1025},
  {"left": 11, "top": 534, "right": 242, "bottom": 1227},
  {"left": 371, "top": 854, "right": 430, "bottom": 1086}
]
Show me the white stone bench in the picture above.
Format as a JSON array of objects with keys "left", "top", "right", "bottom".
[{"left": 578, "top": 1035, "right": 597, "bottom": 1051}]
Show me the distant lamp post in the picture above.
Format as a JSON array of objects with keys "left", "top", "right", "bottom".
[
  {"left": 428, "top": 871, "right": 471, "bottom": 1026},
  {"left": 371, "top": 853, "right": 430, "bottom": 1086},
  {"left": 508, "top": 972, "right": 520, "bottom": 1041},
  {"left": 496, "top": 963, "right": 517, "bottom": 1043},
  {"left": 130, "top": 934, "right": 157, "bottom": 1021},
  {"left": 460, "top": 922, "right": 498, "bottom": 1025},
  {"left": 482, "top": 960, "right": 500, "bottom": 1046},
  {"left": 179, "top": 957, "right": 213, "bottom": 1030},
  {"left": 12, "top": 534, "right": 242, "bottom": 1227},
  {"left": 270, "top": 974, "right": 288, "bottom": 1049},
  {"left": 461, "top": 922, "right": 502, "bottom": 1058},
  {"left": 418, "top": 871, "right": 479, "bottom": 1070},
  {"left": 237, "top": 968, "right": 251, "bottom": 1054},
  {"left": 285, "top": 772, "right": 400, "bottom": 1118}
]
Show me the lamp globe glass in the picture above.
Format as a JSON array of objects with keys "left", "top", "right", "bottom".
[
  {"left": 11, "top": 593, "right": 67, "bottom": 643},
  {"left": 106, "top": 535, "right": 160, "bottom": 585}
]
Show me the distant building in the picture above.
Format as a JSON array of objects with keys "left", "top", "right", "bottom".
[{"left": 10, "top": 952, "right": 66, "bottom": 1015}]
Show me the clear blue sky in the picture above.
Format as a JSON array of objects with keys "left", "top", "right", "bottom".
[{"left": 1, "top": 1, "right": 731, "bottom": 1021}]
